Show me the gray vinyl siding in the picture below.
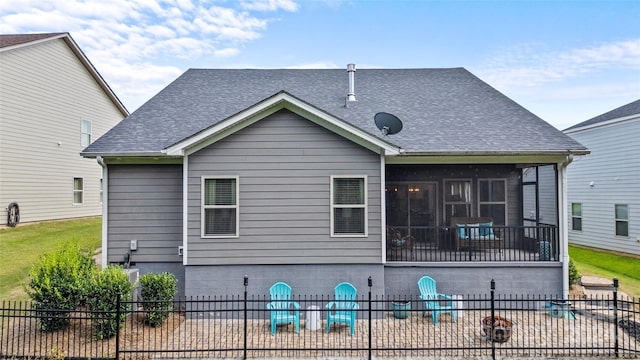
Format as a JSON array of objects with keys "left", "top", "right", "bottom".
[
  {"left": 566, "top": 119, "right": 640, "bottom": 255},
  {"left": 107, "top": 165, "right": 183, "bottom": 263},
  {"left": 187, "top": 109, "right": 382, "bottom": 265},
  {"left": 0, "top": 37, "right": 124, "bottom": 225}
]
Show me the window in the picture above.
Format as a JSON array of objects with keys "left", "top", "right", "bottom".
[
  {"left": 478, "top": 179, "right": 507, "bottom": 225},
  {"left": 202, "top": 177, "right": 238, "bottom": 237},
  {"left": 571, "top": 203, "right": 582, "bottom": 231},
  {"left": 81, "top": 119, "right": 92, "bottom": 146},
  {"left": 615, "top": 204, "right": 628, "bottom": 237},
  {"left": 73, "top": 177, "right": 83, "bottom": 205},
  {"left": 331, "top": 176, "right": 367, "bottom": 236},
  {"left": 444, "top": 180, "right": 472, "bottom": 224}
]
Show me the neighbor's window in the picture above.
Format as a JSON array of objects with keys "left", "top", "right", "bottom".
[
  {"left": 478, "top": 179, "right": 507, "bottom": 225},
  {"left": 202, "top": 177, "right": 238, "bottom": 237},
  {"left": 571, "top": 203, "right": 582, "bottom": 231},
  {"left": 81, "top": 119, "right": 92, "bottom": 146},
  {"left": 331, "top": 176, "right": 367, "bottom": 236},
  {"left": 615, "top": 204, "right": 628, "bottom": 237},
  {"left": 73, "top": 177, "right": 84, "bottom": 205}
]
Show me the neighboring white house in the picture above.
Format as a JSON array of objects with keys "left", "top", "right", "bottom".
[
  {"left": 565, "top": 99, "right": 640, "bottom": 256},
  {"left": 0, "top": 32, "right": 128, "bottom": 227}
]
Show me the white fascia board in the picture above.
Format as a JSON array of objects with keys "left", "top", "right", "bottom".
[
  {"left": 564, "top": 113, "right": 640, "bottom": 134},
  {"left": 165, "top": 92, "right": 400, "bottom": 157},
  {"left": 385, "top": 151, "right": 583, "bottom": 165}
]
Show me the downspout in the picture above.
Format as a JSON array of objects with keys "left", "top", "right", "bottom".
[
  {"left": 97, "top": 156, "right": 108, "bottom": 270},
  {"left": 558, "top": 154, "right": 574, "bottom": 298}
]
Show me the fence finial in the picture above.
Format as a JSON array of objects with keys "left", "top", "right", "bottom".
[
  {"left": 490, "top": 279, "right": 495, "bottom": 290},
  {"left": 243, "top": 275, "right": 248, "bottom": 287},
  {"left": 368, "top": 276, "right": 372, "bottom": 288}
]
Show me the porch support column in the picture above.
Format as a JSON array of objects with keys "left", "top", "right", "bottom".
[
  {"left": 558, "top": 156, "right": 572, "bottom": 298},
  {"left": 98, "top": 156, "right": 108, "bottom": 270},
  {"left": 380, "top": 153, "right": 387, "bottom": 264},
  {"left": 182, "top": 154, "right": 189, "bottom": 265}
]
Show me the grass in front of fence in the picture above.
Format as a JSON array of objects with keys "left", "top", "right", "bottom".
[
  {"left": 569, "top": 245, "right": 640, "bottom": 298},
  {"left": 0, "top": 217, "right": 101, "bottom": 302}
]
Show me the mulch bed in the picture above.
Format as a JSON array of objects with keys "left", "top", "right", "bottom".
[{"left": 0, "top": 308, "right": 185, "bottom": 359}]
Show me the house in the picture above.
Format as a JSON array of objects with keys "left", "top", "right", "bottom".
[
  {"left": 81, "top": 66, "right": 588, "bottom": 298},
  {"left": 565, "top": 100, "right": 640, "bottom": 256},
  {"left": 0, "top": 33, "right": 128, "bottom": 227}
]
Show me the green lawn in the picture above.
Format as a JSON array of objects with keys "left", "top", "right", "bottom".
[
  {"left": 569, "top": 245, "right": 640, "bottom": 298},
  {"left": 0, "top": 217, "right": 101, "bottom": 302}
]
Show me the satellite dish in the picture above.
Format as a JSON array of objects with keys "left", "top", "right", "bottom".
[{"left": 374, "top": 112, "right": 403, "bottom": 136}]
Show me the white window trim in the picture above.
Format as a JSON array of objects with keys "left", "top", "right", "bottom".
[
  {"left": 571, "top": 202, "right": 582, "bottom": 232},
  {"left": 443, "top": 178, "right": 473, "bottom": 219},
  {"left": 477, "top": 178, "right": 508, "bottom": 225},
  {"left": 330, "top": 175, "right": 368, "bottom": 237},
  {"left": 73, "top": 177, "right": 84, "bottom": 205},
  {"left": 614, "top": 204, "right": 629, "bottom": 238},
  {"left": 81, "top": 119, "right": 92, "bottom": 147},
  {"left": 201, "top": 176, "right": 239, "bottom": 238}
]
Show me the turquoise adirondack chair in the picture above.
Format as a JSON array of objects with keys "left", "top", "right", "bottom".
[
  {"left": 266, "top": 282, "right": 300, "bottom": 335},
  {"left": 417, "top": 276, "right": 457, "bottom": 325},
  {"left": 325, "top": 282, "right": 359, "bottom": 335}
]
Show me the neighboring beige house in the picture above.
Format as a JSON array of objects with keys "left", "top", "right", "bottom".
[{"left": 0, "top": 32, "right": 128, "bottom": 226}]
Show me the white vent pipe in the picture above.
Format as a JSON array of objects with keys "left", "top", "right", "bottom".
[{"left": 347, "top": 63, "right": 356, "bottom": 101}]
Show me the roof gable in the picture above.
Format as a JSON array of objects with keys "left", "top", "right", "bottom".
[
  {"left": 166, "top": 91, "right": 400, "bottom": 156},
  {"left": 82, "top": 67, "right": 587, "bottom": 158},
  {"left": 0, "top": 32, "right": 128, "bottom": 117}
]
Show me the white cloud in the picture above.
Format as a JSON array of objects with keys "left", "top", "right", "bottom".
[
  {"left": 479, "top": 39, "right": 640, "bottom": 90},
  {"left": 0, "top": 0, "right": 300, "bottom": 110},
  {"left": 214, "top": 48, "right": 241, "bottom": 57},
  {"left": 240, "top": 0, "right": 299, "bottom": 12}
]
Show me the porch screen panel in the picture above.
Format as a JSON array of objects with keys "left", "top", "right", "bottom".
[
  {"left": 333, "top": 177, "right": 365, "bottom": 234},
  {"left": 479, "top": 179, "right": 506, "bottom": 225},
  {"left": 444, "top": 180, "right": 471, "bottom": 224},
  {"left": 203, "top": 178, "right": 237, "bottom": 236}
]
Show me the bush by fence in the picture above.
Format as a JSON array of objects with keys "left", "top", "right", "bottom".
[{"left": 1, "top": 279, "right": 638, "bottom": 360}]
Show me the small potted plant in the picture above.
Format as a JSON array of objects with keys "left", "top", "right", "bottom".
[
  {"left": 481, "top": 315, "right": 514, "bottom": 342},
  {"left": 391, "top": 300, "right": 412, "bottom": 319}
]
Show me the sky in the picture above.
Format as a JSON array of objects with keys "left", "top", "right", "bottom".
[{"left": 1, "top": 0, "right": 639, "bottom": 130}]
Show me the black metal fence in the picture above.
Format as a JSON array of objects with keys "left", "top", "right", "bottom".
[
  {"left": 1, "top": 279, "right": 638, "bottom": 360},
  {"left": 387, "top": 225, "right": 559, "bottom": 262}
]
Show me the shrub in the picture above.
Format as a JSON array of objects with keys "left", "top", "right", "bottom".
[
  {"left": 139, "top": 272, "right": 178, "bottom": 327},
  {"left": 26, "top": 243, "right": 96, "bottom": 331},
  {"left": 569, "top": 257, "right": 580, "bottom": 288},
  {"left": 85, "top": 265, "right": 132, "bottom": 339}
]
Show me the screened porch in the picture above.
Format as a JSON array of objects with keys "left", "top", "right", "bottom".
[{"left": 384, "top": 164, "right": 559, "bottom": 262}]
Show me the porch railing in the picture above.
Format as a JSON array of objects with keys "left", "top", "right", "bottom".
[{"left": 387, "top": 225, "right": 559, "bottom": 262}]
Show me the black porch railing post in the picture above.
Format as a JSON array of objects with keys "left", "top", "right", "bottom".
[
  {"left": 244, "top": 275, "right": 248, "bottom": 360},
  {"left": 115, "top": 292, "right": 121, "bottom": 360},
  {"left": 613, "top": 277, "right": 619, "bottom": 358},
  {"left": 490, "top": 279, "right": 496, "bottom": 360},
  {"left": 368, "top": 276, "right": 372, "bottom": 360}
]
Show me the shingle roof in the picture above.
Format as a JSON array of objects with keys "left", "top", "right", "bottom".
[
  {"left": 83, "top": 67, "right": 586, "bottom": 156},
  {"left": 564, "top": 99, "right": 640, "bottom": 131},
  {"left": 0, "top": 33, "right": 66, "bottom": 48}
]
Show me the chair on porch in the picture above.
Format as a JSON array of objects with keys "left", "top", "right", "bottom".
[
  {"left": 387, "top": 226, "right": 415, "bottom": 260},
  {"left": 266, "top": 282, "right": 300, "bottom": 335},
  {"left": 325, "top": 282, "right": 359, "bottom": 335},
  {"left": 417, "top": 276, "right": 457, "bottom": 325}
]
